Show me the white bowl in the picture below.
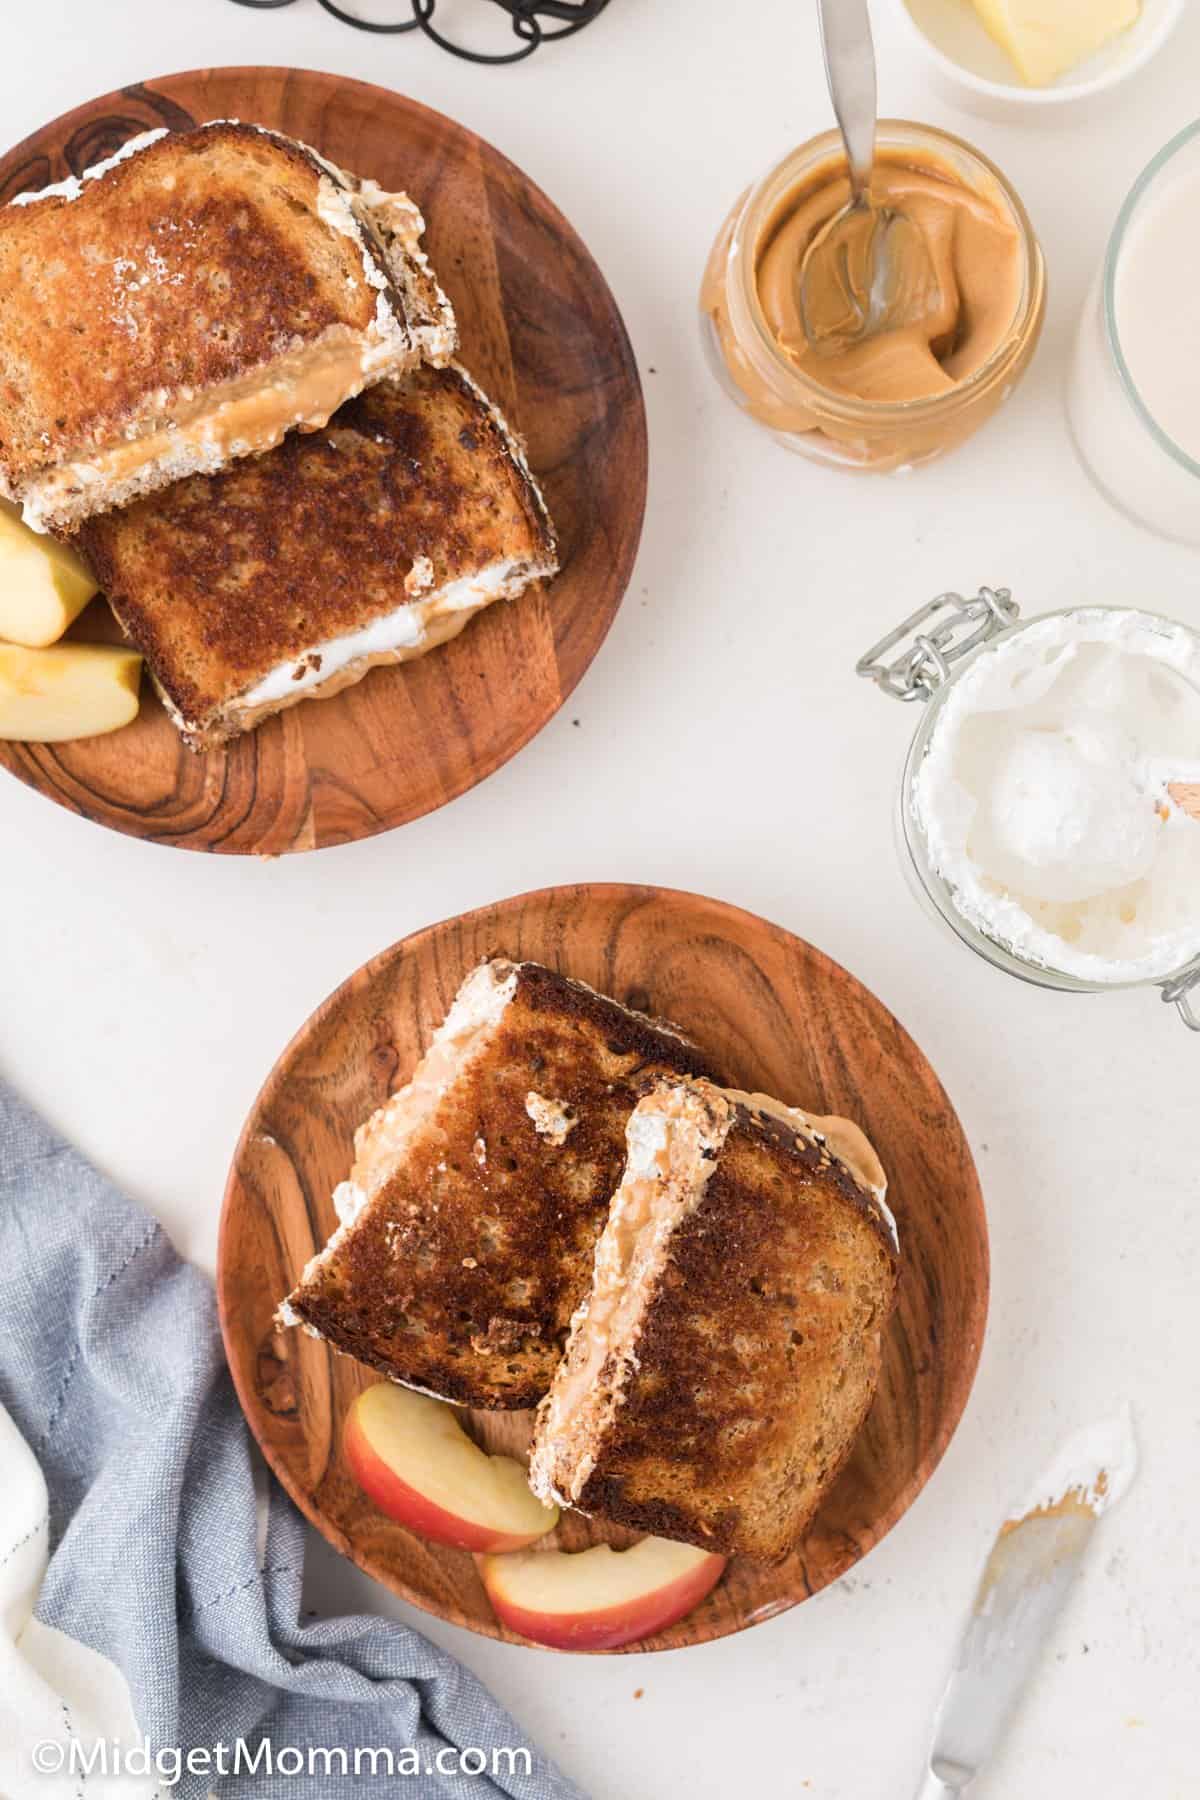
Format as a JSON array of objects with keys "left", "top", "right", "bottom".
[{"left": 887, "top": 0, "right": 1184, "bottom": 115}]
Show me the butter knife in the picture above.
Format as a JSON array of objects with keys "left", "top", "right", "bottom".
[{"left": 913, "top": 1408, "right": 1137, "bottom": 1799}]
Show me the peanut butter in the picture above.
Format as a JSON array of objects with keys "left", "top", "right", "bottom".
[
  {"left": 757, "top": 153, "right": 1023, "bottom": 406},
  {"left": 27, "top": 327, "right": 394, "bottom": 524},
  {"left": 700, "top": 125, "right": 1045, "bottom": 471}
]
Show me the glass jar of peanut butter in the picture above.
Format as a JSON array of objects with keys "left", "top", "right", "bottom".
[{"left": 700, "top": 122, "right": 1046, "bottom": 471}]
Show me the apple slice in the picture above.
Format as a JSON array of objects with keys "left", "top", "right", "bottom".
[
  {"left": 0, "top": 642, "right": 141, "bottom": 741},
  {"left": 343, "top": 1383, "right": 558, "bottom": 1553},
  {"left": 0, "top": 499, "right": 99, "bottom": 647},
  {"left": 479, "top": 1536, "right": 727, "bottom": 1650}
]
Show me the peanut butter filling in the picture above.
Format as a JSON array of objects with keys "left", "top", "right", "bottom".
[
  {"left": 757, "top": 151, "right": 1023, "bottom": 406},
  {"left": 27, "top": 325, "right": 396, "bottom": 521}
]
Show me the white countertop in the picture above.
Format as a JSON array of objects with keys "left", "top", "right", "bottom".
[{"left": 4, "top": 4, "right": 1200, "bottom": 1796}]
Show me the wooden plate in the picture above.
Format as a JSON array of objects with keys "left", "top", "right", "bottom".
[
  {"left": 218, "top": 884, "right": 988, "bottom": 1652},
  {"left": 0, "top": 70, "right": 645, "bottom": 854}
]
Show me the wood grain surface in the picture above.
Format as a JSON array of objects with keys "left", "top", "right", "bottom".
[
  {"left": 218, "top": 884, "right": 989, "bottom": 1653},
  {"left": 0, "top": 69, "right": 645, "bottom": 854}
]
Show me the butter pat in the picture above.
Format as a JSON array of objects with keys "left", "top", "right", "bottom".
[
  {"left": 969, "top": 0, "right": 1140, "bottom": 85},
  {"left": 0, "top": 642, "right": 142, "bottom": 741},
  {"left": 0, "top": 500, "right": 99, "bottom": 646}
]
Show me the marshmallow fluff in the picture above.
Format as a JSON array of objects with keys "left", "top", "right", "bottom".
[{"left": 912, "top": 610, "right": 1200, "bottom": 983}]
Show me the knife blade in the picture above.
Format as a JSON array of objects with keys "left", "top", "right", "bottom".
[{"left": 913, "top": 1407, "right": 1138, "bottom": 1799}]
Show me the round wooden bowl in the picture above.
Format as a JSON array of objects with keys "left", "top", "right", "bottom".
[
  {"left": 0, "top": 70, "right": 645, "bottom": 854},
  {"left": 219, "top": 884, "right": 989, "bottom": 1652}
]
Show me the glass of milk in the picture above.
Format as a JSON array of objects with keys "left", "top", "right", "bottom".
[
  {"left": 858, "top": 589, "right": 1200, "bottom": 1029},
  {"left": 1068, "top": 121, "right": 1200, "bottom": 544}
]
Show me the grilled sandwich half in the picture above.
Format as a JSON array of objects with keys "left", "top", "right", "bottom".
[
  {"left": 0, "top": 121, "right": 455, "bottom": 531},
  {"left": 276, "top": 961, "right": 717, "bottom": 1409},
  {"left": 529, "top": 1076, "right": 899, "bottom": 1560},
  {"left": 77, "top": 362, "right": 557, "bottom": 747}
]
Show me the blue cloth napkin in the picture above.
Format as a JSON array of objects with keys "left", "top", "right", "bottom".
[{"left": 0, "top": 1080, "right": 586, "bottom": 1800}]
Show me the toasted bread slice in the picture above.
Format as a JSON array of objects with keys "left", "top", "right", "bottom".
[
  {"left": 529, "top": 1077, "right": 898, "bottom": 1560},
  {"left": 277, "top": 960, "right": 717, "bottom": 1409},
  {"left": 76, "top": 362, "right": 556, "bottom": 747},
  {"left": 0, "top": 122, "right": 455, "bottom": 531}
]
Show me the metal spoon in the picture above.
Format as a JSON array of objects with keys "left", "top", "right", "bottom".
[{"left": 799, "top": 0, "right": 938, "bottom": 356}]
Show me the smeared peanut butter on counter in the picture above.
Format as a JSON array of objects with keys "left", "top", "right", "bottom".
[{"left": 757, "top": 152, "right": 1023, "bottom": 405}]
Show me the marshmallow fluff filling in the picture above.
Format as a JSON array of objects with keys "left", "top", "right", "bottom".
[
  {"left": 913, "top": 611, "right": 1200, "bottom": 983},
  {"left": 235, "top": 560, "right": 530, "bottom": 712},
  {"left": 530, "top": 1085, "right": 731, "bottom": 1506}
]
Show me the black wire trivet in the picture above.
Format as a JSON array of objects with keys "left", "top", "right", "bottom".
[{"left": 227, "top": 0, "right": 611, "bottom": 65}]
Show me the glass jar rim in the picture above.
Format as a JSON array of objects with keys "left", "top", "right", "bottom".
[
  {"left": 1103, "top": 117, "right": 1200, "bottom": 483},
  {"left": 733, "top": 120, "right": 1041, "bottom": 422},
  {"left": 901, "top": 602, "right": 1200, "bottom": 994}
]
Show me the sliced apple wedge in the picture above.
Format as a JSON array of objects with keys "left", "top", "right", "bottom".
[
  {"left": 0, "top": 500, "right": 99, "bottom": 647},
  {"left": 343, "top": 1383, "right": 559, "bottom": 1553},
  {"left": 479, "top": 1537, "right": 727, "bottom": 1650},
  {"left": 0, "top": 642, "right": 141, "bottom": 741}
]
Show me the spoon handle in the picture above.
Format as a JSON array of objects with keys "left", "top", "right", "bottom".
[{"left": 815, "top": 0, "right": 878, "bottom": 200}]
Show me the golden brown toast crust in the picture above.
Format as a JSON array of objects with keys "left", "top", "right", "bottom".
[
  {"left": 0, "top": 123, "right": 422, "bottom": 509},
  {"left": 560, "top": 1095, "right": 899, "bottom": 1559},
  {"left": 77, "top": 364, "right": 556, "bottom": 743},
  {"left": 286, "top": 964, "right": 717, "bottom": 1409}
]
